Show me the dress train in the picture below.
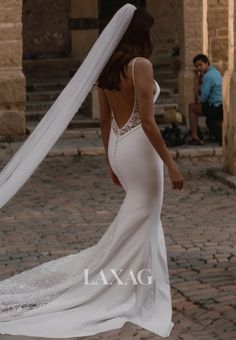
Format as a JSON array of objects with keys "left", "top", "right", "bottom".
[{"left": 0, "top": 60, "right": 174, "bottom": 338}]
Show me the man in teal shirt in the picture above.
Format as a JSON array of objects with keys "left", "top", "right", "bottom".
[{"left": 186, "top": 54, "right": 223, "bottom": 146}]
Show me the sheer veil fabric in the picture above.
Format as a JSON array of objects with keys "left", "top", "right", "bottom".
[
  {"left": 0, "top": 3, "right": 175, "bottom": 338},
  {"left": 0, "top": 4, "right": 136, "bottom": 210}
]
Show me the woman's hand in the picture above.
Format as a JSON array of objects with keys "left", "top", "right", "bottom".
[
  {"left": 109, "top": 168, "right": 122, "bottom": 187},
  {"left": 167, "top": 164, "right": 184, "bottom": 190}
]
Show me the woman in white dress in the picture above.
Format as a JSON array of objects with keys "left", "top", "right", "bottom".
[{"left": 0, "top": 5, "right": 183, "bottom": 339}]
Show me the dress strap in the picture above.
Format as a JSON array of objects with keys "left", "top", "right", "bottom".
[{"left": 131, "top": 57, "right": 139, "bottom": 102}]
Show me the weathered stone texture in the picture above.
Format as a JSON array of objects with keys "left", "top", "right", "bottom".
[
  {"left": 70, "top": 0, "right": 97, "bottom": 18},
  {"left": 222, "top": 0, "right": 236, "bottom": 175},
  {"left": 69, "top": 0, "right": 98, "bottom": 60},
  {"left": 223, "top": 72, "right": 236, "bottom": 175},
  {"left": 208, "top": 0, "right": 228, "bottom": 65},
  {"left": 211, "top": 38, "right": 228, "bottom": 63},
  {"left": 0, "top": 0, "right": 21, "bottom": 8},
  {"left": 0, "top": 0, "right": 25, "bottom": 137},
  {"left": 0, "top": 41, "right": 22, "bottom": 68},
  {"left": 0, "top": 71, "right": 25, "bottom": 107},
  {"left": 0, "top": 23, "right": 22, "bottom": 42},
  {"left": 0, "top": 6, "right": 21, "bottom": 23},
  {"left": 178, "top": 0, "right": 203, "bottom": 120},
  {"left": 147, "top": 0, "right": 180, "bottom": 63},
  {"left": 71, "top": 29, "right": 98, "bottom": 60},
  {"left": 22, "top": 0, "right": 70, "bottom": 58},
  {"left": 0, "top": 110, "right": 25, "bottom": 136}
]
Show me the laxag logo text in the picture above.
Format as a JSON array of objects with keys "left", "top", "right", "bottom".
[{"left": 84, "top": 268, "right": 152, "bottom": 285}]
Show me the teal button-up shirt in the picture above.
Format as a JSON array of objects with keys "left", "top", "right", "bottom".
[{"left": 199, "top": 65, "right": 222, "bottom": 107}]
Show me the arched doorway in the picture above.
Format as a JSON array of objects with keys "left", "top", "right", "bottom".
[{"left": 98, "top": 0, "right": 146, "bottom": 31}]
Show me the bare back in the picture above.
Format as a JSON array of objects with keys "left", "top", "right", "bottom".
[{"left": 104, "top": 57, "right": 156, "bottom": 130}]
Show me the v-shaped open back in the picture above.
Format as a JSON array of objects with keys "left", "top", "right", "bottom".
[
  {"left": 110, "top": 57, "right": 160, "bottom": 139},
  {"left": 111, "top": 57, "right": 139, "bottom": 131}
]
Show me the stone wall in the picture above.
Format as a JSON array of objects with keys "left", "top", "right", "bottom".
[
  {"left": 0, "top": 0, "right": 26, "bottom": 138},
  {"left": 222, "top": 0, "right": 236, "bottom": 175},
  {"left": 23, "top": 0, "right": 70, "bottom": 58},
  {"left": 208, "top": 0, "right": 228, "bottom": 68},
  {"left": 178, "top": 0, "right": 204, "bottom": 120},
  {"left": 147, "top": 0, "right": 180, "bottom": 64},
  {"left": 70, "top": 0, "right": 98, "bottom": 60}
]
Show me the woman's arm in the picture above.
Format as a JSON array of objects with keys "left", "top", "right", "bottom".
[
  {"left": 97, "top": 86, "right": 122, "bottom": 187},
  {"left": 97, "top": 86, "right": 112, "bottom": 165},
  {"left": 134, "top": 58, "right": 184, "bottom": 190}
]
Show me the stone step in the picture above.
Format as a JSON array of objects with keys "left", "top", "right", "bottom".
[
  {"left": 26, "top": 120, "right": 101, "bottom": 136},
  {"left": 68, "top": 119, "right": 100, "bottom": 129},
  {"left": 154, "top": 69, "right": 176, "bottom": 78},
  {"left": 26, "top": 90, "right": 61, "bottom": 102},
  {"left": 24, "top": 57, "right": 180, "bottom": 125},
  {"left": 26, "top": 94, "right": 90, "bottom": 112},
  {"left": 155, "top": 103, "right": 179, "bottom": 114},
  {"left": 26, "top": 79, "right": 68, "bottom": 92},
  {"left": 154, "top": 52, "right": 173, "bottom": 66},
  {"left": 26, "top": 88, "right": 177, "bottom": 104},
  {"left": 23, "top": 58, "right": 81, "bottom": 79},
  {"left": 26, "top": 101, "right": 55, "bottom": 111},
  {"left": 157, "top": 97, "right": 178, "bottom": 105},
  {"left": 26, "top": 101, "right": 178, "bottom": 122},
  {"left": 159, "top": 87, "right": 173, "bottom": 96},
  {"left": 158, "top": 80, "right": 178, "bottom": 94},
  {"left": 26, "top": 110, "right": 46, "bottom": 121},
  {"left": 26, "top": 107, "right": 90, "bottom": 121}
]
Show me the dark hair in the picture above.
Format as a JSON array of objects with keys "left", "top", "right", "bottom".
[
  {"left": 193, "top": 54, "right": 210, "bottom": 65},
  {"left": 97, "top": 7, "right": 154, "bottom": 90}
]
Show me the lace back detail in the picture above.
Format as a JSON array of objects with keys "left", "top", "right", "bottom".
[
  {"left": 112, "top": 57, "right": 141, "bottom": 138},
  {"left": 111, "top": 102, "right": 141, "bottom": 137}
]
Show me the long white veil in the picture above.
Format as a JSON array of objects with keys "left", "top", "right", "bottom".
[
  {"left": 0, "top": 3, "right": 136, "bottom": 210},
  {"left": 0, "top": 3, "right": 137, "bottom": 323}
]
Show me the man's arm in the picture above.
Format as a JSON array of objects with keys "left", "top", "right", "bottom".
[{"left": 199, "top": 75, "right": 213, "bottom": 103}]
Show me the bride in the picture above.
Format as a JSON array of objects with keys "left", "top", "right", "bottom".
[{"left": 0, "top": 3, "right": 184, "bottom": 338}]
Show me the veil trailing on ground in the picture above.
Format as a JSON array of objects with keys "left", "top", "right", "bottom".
[
  {"left": 0, "top": 3, "right": 136, "bottom": 323},
  {"left": 0, "top": 4, "right": 136, "bottom": 210}
]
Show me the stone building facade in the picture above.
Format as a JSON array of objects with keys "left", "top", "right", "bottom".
[
  {"left": 0, "top": 0, "right": 236, "bottom": 174},
  {"left": 0, "top": 0, "right": 25, "bottom": 138}
]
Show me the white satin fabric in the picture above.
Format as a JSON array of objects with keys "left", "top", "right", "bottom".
[{"left": 0, "top": 58, "right": 174, "bottom": 337}]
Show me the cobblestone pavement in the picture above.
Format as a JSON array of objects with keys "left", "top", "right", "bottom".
[{"left": 0, "top": 154, "right": 235, "bottom": 340}]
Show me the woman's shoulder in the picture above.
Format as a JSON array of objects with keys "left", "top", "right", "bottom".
[
  {"left": 131, "top": 56, "right": 152, "bottom": 67},
  {"left": 129, "top": 57, "right": 153, "bottom": 73},
  {"left": 131, "top": 57, "right": 153, "bottom": 77}
]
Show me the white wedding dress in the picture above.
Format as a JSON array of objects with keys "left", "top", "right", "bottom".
[{"left": 0, "top": 58, "right": 174, "bottom": 338}]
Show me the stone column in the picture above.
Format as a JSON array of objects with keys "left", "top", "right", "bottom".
[
  {"left": 69, "top": 0, "right": 99, "bottom": 119},
  {"left": 178, "top": 0, "right": 204, "bottom": 123},
  {"left": 207, "top": 0, "right": 228, "bottom": 73},
  {"left": 222, "top": 0, "right": 236, "bottom": 175},
  {"left": 69, "top": 0, "right": 98, "bottom": 60},
  {"left": 0, "top": 0, "right": 26, "bottom": 139}
]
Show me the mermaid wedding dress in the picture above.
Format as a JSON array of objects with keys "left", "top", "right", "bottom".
[{"left": 0, "top": 56, "right": 174, "bottom": 338}]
